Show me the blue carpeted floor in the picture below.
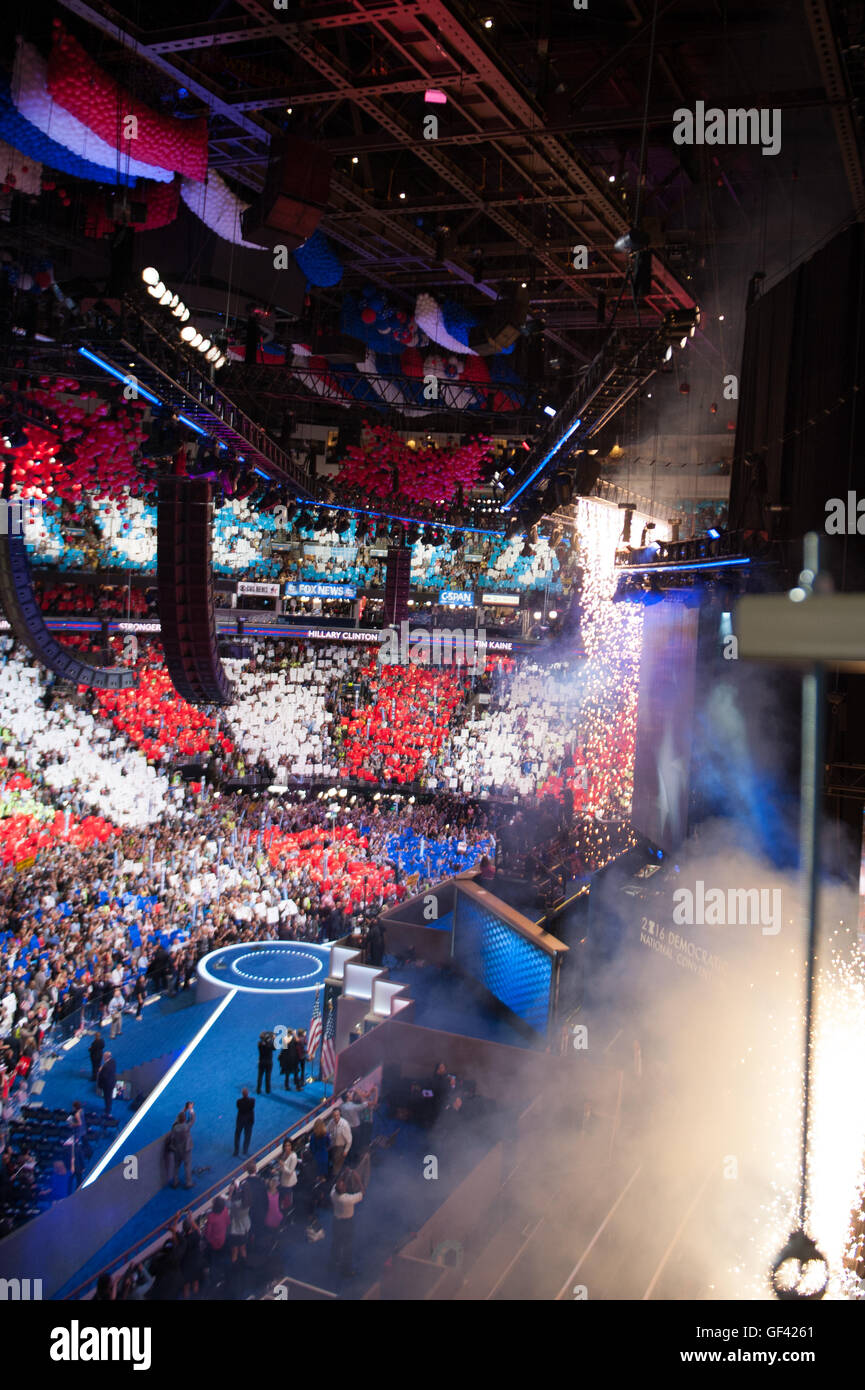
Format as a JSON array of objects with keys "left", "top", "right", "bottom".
[
  {"left": 40, "top": 962, "right": 531, "bottom": 1298},
  {"left": 45, "top": 985, "right": 330, "bottom": 1297},
  {"left": 35, "top": 992, "right": 220, "bottom": 1174}
]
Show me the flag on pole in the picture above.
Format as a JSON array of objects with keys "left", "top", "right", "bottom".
[
  {"left": 320, "top": 1000, "right": 336, "bottom": 1082},
  {"left": 306, "top": 987, "right": 323, "bottom": 1063}
]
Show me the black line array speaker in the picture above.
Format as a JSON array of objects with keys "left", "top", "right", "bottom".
[
  {"left": 383, "top": 546, "right": 412, "bottom": 628},
  {"left": 241, "top": 136, "right": 332, "bottom": 251},
  {"left": 157, "top": 477, "right": 233, "bottom": 706},
  {"left": 574, "top": 454, "right": 603, "bottom": 498},
  {"left": 469, "top": 285, "right": 530, "bottom": 356},
  {"left": 0, "top": 528, "right": 137, "bottom": 690}
]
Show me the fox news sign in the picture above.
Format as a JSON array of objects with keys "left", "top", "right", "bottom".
[{"left": 284, "top": 582, "right": 357, "bottom": 600}]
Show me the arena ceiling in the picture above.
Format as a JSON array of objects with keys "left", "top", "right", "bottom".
[{"left": 0, "top": 0, "right": 860, "bottom": 483}]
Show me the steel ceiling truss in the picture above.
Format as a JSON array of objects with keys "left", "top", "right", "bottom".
[
  {"left": 230, "top": 359, "right": 527, "bottom": 416},
  {"left": 59, "top": 0, "right": 693, "bottom": 348},
  {"left": 79, "top": 300, "right": 315, "bottom": 493},
  {"left": 504, "top": 320, "right": 676, "bottom": 505}
]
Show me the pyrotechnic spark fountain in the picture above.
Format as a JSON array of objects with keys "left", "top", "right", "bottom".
[
  {"left": 566, "top": 499, "right": 650, "bottom": 818},
  {"left": 736, "top": 923, "right": 865, "bottom": 1299}
]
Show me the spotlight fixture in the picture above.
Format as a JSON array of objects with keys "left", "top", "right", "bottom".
[
  {"left": 614, "top": 227, "right": 649, "bottom": 255},
  {"left": 482, "top": 16, "right": 493, "bottom": 27},
  {"left": 351, "top": 156, "right": 359, "bottom": 164},
  {"left": 141, "top": 267, "right": 160, "bottom": 286},
  {"left": 147, "top": 281, "right": 166, "bottom": 299}
]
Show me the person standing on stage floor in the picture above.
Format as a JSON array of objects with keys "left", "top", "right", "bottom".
[
  {"left": 132, "top": 973, "right": 147, "bottom": 1019},
  {"left": 168, "top": 1108, "right": 194, "bottom": 1189},
  {"left": 257, "top": 1030, "right": 275, "bottom": 1095},
  {"left": 329, "top": 1171, "right": 364, "bottom": 1279},
  {"left": 228, "top": 1181, "right": 250, "bottom": 1266},
  {"left": 107, "top": 987, "right": 124, "bottom": 1039},
  {"left": 89, "top": 1030, "right": 104, "bottom": 1083},
  {"left": 339, "top": 1089, "right": 364, "bottom": 1154},
  {"left": 294, "top": 1029, "right": 307, "bottom": 1089},
  {"left": 356, "top": 1083, "right": 377, "bottom": 1155},
  {"left": 242, "top": 1159, "right": 268, "bottom": 1243},
  {"left": 366, "top": 919, "right": 384, "bottom": 967},
  {"left": 279, "top": 1032, "right": 298, "bottom": 1092},
  {"left": 309, "top": 1117, "right": 331, "bottom": 1178},
  {"left": 277, "top": 1137, "right": 297, "bottom": 1213},
  {"left": 234, "top": 1087, "right": 255, "bottom": 1157},
  {"left": 97, "top": 1050, "right": 116, "bottom": 1116},
  {"left": 328, "top": 1106, "right": 352, "bottom": 1175}
]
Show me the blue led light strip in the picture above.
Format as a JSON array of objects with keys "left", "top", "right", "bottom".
[
  {"left": 77, "top": 348, "right": 161, "bottom": 407},
  {"left": 176, "top": 413, "right": 209, "bottom": 438},
  {"left": 505, "top": 418, "right": 582, "bottom": 508},
  {"left": 619, "top": 556, "right": 751, "bottom": 575}
]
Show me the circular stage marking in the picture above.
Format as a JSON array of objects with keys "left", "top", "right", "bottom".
[
  {"left": 197, "top": 941, "right": 331, "bottom": 995},
  {"left": 231, "top": 949, "right": 323, "bottom": 985}
]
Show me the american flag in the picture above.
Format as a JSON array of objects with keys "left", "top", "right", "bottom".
[
  {"left": 306, "top": 987, "right": 323, "bottom": 1062},
  {"left": 320, "top": 1000, "right": 336, "bottom": 1081}
]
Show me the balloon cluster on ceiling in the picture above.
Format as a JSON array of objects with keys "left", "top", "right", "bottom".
[
  {"left": 1, "top": 26, "right": 342, "bottom": 280},
  {"left": 0, "top": 22, "right": 528, "bottom": 479},
  {"left": 46, "top": 23, "right": 208, "bottom": 179},
  {"left": 333, "top": 423, "right": 492, "bottom": 504},
  {"left": 1, "top": 377, "right": 149, "bottom": 501}
]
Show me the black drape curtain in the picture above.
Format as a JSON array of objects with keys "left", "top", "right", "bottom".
[{"left": 730, "top": 222, "right": 865, "bottom": 552}]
